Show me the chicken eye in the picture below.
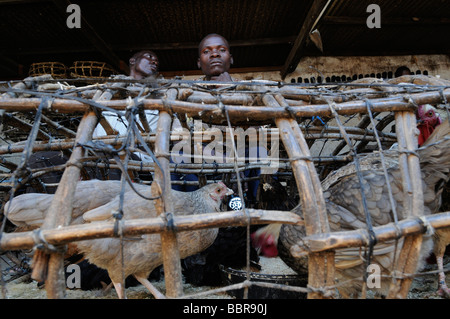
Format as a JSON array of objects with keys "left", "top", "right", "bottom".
[{"left": 216, "top": 188, "right": 221, "bottom": 193}]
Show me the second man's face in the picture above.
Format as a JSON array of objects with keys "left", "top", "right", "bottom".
[
  {"left": 136, "top": 52, "right": 159, "bottom": 77},
  {"left": 198, "top": 35, "right": 233, "bottom": 78}
]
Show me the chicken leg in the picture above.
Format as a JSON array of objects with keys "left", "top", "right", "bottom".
[
  {"left": 112, "top": 282, "right": 126, "bottom": 299},
  {"left": 111, "top": 276, "right": 166, "bottom": 299},
  {"left": 134, "top": 276, "right": 166, "bottom": 299},
  {"left": 437, "top": 256, "right": 450, "bottom": 298},
  {"left": 434, "top": 228, "right": 450, "bottom": 298}
]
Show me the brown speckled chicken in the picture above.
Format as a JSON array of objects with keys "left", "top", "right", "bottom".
[
  {"left": 76, "top": 182, "right": 233, "bottom": 299},
  {"left": 279, "top": 119, "right": 450, "bottom": 298},
  {"left": 415, "top": 106, "right": 450, "bottom": 298}
]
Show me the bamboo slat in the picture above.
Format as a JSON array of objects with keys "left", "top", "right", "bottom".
[
  {"left": 0, "top": 209, "right": 303, "bottom": 251},
  {"left": 1, "top": 86, "right": 449, "bottom": 124},
  {"left": 263, "top": 93, "right": 333, "bottom": 299},
  {"left": 30, "top": 109, "right": 98, "bottom": 298},
  {"left": 0, "top": 126, "right": 396, "bottom": 157},
  {"left": 290, "top": 212, "right": 450, "bottom": 256},
  {"left": 151, "top": 88, "right": 183, "bottom": 298},
  {"left": 386, "top": 111, "right": 425, "bottom": 299}
]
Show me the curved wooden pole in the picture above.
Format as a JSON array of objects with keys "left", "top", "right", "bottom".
[{"left": 263, "top": 93, "right": 334, "bottom": 299}]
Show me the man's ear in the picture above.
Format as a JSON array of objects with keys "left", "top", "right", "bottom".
[
  {"left": 230, "top": 55, "right": 234, "bottom": 65},
  {"left": 129, "top": 58, "right": 136, "bottom": 66},
  {"left": 197, "top": 58, "right": 201, "bottom": 69}
]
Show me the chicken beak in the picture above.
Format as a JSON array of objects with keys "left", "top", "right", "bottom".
[{"left": 226, "top": 188, "right": 234, "bottom": 196}]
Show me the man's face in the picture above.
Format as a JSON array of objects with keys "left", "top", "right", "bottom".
[
  {"left": 197, "top": 35, "right": 233, "bottom": 77},
  {"left": 134, "top": 52, "right": 159, "bottom": 78}
]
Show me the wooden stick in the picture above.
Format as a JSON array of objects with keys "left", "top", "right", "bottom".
[
  {"left": 278, "top": 94, "right": 335, "bottom": 299},
  {"left": 0, "top": 75, "right": 53, "bottom": 98},
  {"left": 31, "top": 109, "right": 98, "bottom": 298},
  {"left": 2, "top": 113, "right": 51, "bottom": 140},
  {"left": 386, "top": 111, "right": 425, "bottom": 299},
  {"left": 0, "top": 209, "right": 303, "bottom": 251},
  {"left": 30, "top": 82, "right": 123, "bottom": 298},
  {"left": 263, "top": 94, "right": 333, "bottom": 299},
  {"left": 0, "top": 96, "right": 416, "bottom": 117},
  {"left": 290, "top": 212, "right": 450, "bottom": 256},
  {"left": 0, "top": 125, "right": 396, "bottom": 157},
  {"left": 0, "top": 133, "right": 154, "bottom": 156},
  {"left": 41, "top": 114, "right": 77, "bottom": 138},
  {"left": 2, "top": 86, "right": 449, "bottom": 122},
  {"left": 151, "top": 88, "right": 183, "bottom": 298},
  {"left": 185, "top": 91, "right": 254, "bottom": 105}
]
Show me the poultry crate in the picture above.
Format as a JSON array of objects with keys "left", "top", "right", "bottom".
[
  {"left": 28, "top": 62, "right": 68, "bottom": 79},
  {"left": 0, "top": 74, "right": 449, "bottom": 299},
  {"left": 69, "top": 61, "right": 117, "bottom": 79}
]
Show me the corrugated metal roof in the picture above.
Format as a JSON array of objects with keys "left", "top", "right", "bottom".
[{"left": 0, "top": 0, "right": 448, "bottom": 80}]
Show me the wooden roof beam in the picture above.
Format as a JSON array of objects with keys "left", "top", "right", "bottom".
[
  {"left": 323, "top": 16, "right": 450, "bottom": 25},
  {"left": 280, "top": 0, "right": 331, "bottom": 79},
  {"left": 2, "top": 36, "right": 298, "bottom": 56}
]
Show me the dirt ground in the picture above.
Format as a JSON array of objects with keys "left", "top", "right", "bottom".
[
  {"left": 406, "top": 255, "right": 450, "bottom": 299},
  {"left": 1, "top": 255, "right": 448, "bottom": 299}
]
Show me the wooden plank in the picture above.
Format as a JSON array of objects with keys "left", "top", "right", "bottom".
[
  {"left": 262, "top": 93, "right": 333, "bottom": 299},
  {"left": 0, "top": 93, "right": 422, "bottom": 118},
  {"left": 30, "top": 109, "right": 98, "bottom": 298},
  {"left": 280, "top": 0, "right": 330, "bottom": 78},
  {"left": 290, "top": 212, "right": 450, "bottom": 256},
  {"left": 386, "top": 111, "right": 425, "bottom": 299},
  {"left": 0, "top": 209, "right": 303, "bottom": 251},
  {"left": 151, "top": 88, "right": 183, "bottom": 298},
  {"left": 323, "top": 16, "right": 450, "bottom": 26}
]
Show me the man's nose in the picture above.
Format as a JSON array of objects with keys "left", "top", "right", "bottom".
[{"left": 210, "top": 49, "right": 221, "bottom": 57}]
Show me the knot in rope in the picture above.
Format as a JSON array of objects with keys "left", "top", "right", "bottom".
[{"left": 32, "top": 229, "right": 66, "bottom": 254}]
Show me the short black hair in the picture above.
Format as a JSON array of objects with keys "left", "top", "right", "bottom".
[
  {"left": 129, "top": 50, "right": 158, "bottom": 65},
  {"left": 198, "top": 33, "right": 230, "bottom": 56}
]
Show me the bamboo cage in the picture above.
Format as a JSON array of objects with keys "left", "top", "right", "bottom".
[
  {"left": 0, "top": 74, "right": 449, "bottom": 299},
  {"left": 28, "top": 62, "right": 68, "bottom": 79},
  {"left": 69, "top": 61, "right": 117, "bottom": 79}
]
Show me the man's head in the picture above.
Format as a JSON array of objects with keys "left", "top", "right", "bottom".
[
  {"left": 197, "top": 33, "right": 233, "bottom": 80},
  {"left": 129, "top": 50, "right": 159, "bottom": 79}
]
